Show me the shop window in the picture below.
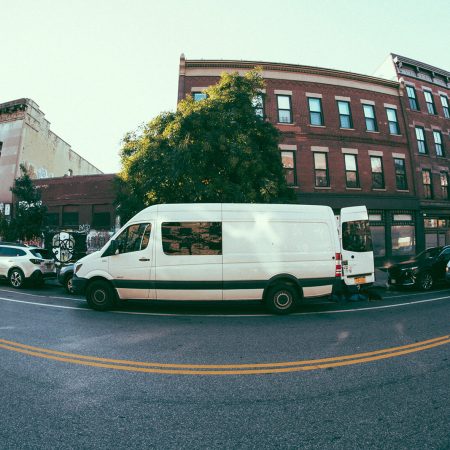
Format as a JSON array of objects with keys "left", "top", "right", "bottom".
[
  {"left": 370, "top": 225, "right": 386, "bottom": 257},
  {"left": 391, "top": 225, "right": 415, "bottom": 256}
]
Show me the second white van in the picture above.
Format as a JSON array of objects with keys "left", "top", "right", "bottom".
[{"left": 73, "top": 203, "right": 374, "bottom": 314}]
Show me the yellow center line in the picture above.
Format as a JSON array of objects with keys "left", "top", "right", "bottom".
[{"left": 0, "top": 335, "right": 449, "bottom": 375}]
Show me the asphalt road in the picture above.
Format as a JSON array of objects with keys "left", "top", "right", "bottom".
[{"left": 0, "top": 282, "right": 449, "bottom": 449}]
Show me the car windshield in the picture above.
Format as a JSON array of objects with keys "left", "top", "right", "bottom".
[{"left": 30, "top": 248, "right": 52, "bottom": 259}]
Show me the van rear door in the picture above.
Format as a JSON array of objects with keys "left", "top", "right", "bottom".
[{"left": 340, "top": 206, "right": 375, "bottom": 286}]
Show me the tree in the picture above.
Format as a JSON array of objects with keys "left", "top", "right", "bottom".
[
  {"left": 6, "top": 164, "right": 47, "bottom": 241},
  {"left": 116, "top": 69, "right": 295, "bottom": 222}
]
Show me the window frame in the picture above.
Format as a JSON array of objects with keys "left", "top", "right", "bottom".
[
  {"left": 440, "top": 171, "right": 449, "bottom": 200},
  {"left": 422, "top": 169, "right": 433, "bottom": 199},
  {"left": 415, "top": 126, "right": 428, "bottom": 154},
  {"left": 313, "top": 152, "right": 330, "bottom": 187},
  {"left": 252, "top": 93, "right": 265, "bottom": 118},
  {"left": 281, "top": 150, "right": 297, "bottom": 186},
  {"left": 344, "top": 153, "right": 360, "bottom": 188},
  {"left": 276, "top": 94, "right": 293, "bottom": 124},
  {"left": 424, "top": 90, "right": 437, "bottom": 115},
  {"left": 386, "top": 107, "right": 400, "bottom": 135},
  {"left": 192, "top": 92, "right": 207, "bottom": 101},
  {"left": 370, "top": 156, "right": 385, "bottom": 190},
  {"left": 406, "top": 86, "right": 419, "bottom": 111},
  {"left": 440, "top": 95, "right": 449, "bottom": 119},
  {"left": 337, "top": 100, "right": 353, "bottom": 129},
  {"left": 308, "top": 97, "right": 324, "bottom": 126},
  {"left": 362, "top": 104, "right": 378, "bottom": 132},
  {"left": 394, "top": 158, "right": 408, "bottom": 191},
  {"left": 433, "top": 130, "right": 444, "bottom": 157}
]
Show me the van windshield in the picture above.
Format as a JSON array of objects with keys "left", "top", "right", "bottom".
[{"left": 342, "top": 220, "right": 373, "bottom": 252}]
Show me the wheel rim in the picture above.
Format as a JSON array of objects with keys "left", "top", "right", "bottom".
[
  {"left": 10, "top": 271, "right": 22, "bottom": 287},
  {"left": 67, "top": 278, "right": 74, "bottom": 293},
  {"left": 422, "top": 274, "right": 432, "bottom": 289},
  {"left": 274, "top": 290, "right": 293, "bottom": 309},
  {"left": 92, "top": 288, "right": 107, "bottom": 305}
]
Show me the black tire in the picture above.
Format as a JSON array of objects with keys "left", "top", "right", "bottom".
[
  {"left": 64, "top": 274, "right": 75, "bottom": 294},
  {"left": 86, "top": 280, "right": 115, "bottom": 311},
  {"left": 417, "top": 272, "right": 433, "bottom": 291},
  {"left": 9, "top": 268, "right": 25, "bottom": 289},
  {"left": 264, "top": 283, "right": 299, "bottom": 314}
]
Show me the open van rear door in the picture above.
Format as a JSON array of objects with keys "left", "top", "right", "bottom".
[{"left": 340, "top": 206, "right": 375, "bottom": 286}]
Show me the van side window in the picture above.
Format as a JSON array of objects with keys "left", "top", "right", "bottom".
[
  {"left": 116, "top": 223, "right": 152, "bottom": 254},
  {"left": 342, "top": 220, "right": 373, "bottom": 252},
  {"left": 162, "top": 222, "right": 222, "bottom": 255}
]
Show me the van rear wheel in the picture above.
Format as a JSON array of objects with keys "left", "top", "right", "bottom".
[
  {"left": 86, "top": 280, "right": 115, "bottom": 311},
  {"left": 264, "top": 283, "right": 298, "bottom": 315}
]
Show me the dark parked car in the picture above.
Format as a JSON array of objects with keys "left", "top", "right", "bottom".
[
  {"left": 387, "top": 246, "right": 450, "bottom": 290},
  {"left": 58, "top": 264, "right": 75, "bottom": 294}
]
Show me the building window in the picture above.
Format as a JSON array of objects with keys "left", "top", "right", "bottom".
[
  {"left": 370, "top": 156, "right": 385, "bottom": 189},
  {"left": 281, "top": 151, "right": 296, "bottom": 186},
  {"left": 386, "top": 108, "right": 400, "bottom": 134},
  {"left": 192, "top": 92, "right": 207, "bottom": 101},
  {"left": 308, "top": 97, "right": 324, "bottom": 126},
  {"left": 440, "top": 95, "right": 449, "bottom": 118},
  {"left": 440, "top": 172, "right": 449, "bottom": 199},
  {"left": 337, "top": 101, "right": 353, "bottom": 128},
  {"left": 45, "top": 213, "right": 59, "bottom": 227},
  {"left": 433, "top": 130, "right": 444, "bottom": 156},
  {"left": 344, "top": 154, "right": 359, "bottom": 188},
  {"left": 424, "top": 91, "right": 437, "bottom": 115},
  {"left": 422, "top": 169, "right": 433, "bottom": 199},
  {"left": 162, "top": 222, "right": 222, "bottom": 255},
  {"left": 313, "top": 152, "right": 329, "bottom": 187},
  {"left": 415, "top": 126, "right": 427, "bottom": 154},
  {"left": 406, "top": 86, "right": 419, "bottom": 111},
  {"left": 391, "top": 225, "right": 416, "bottom": 256},
  {"left": 252, "top": 94, "right": 264, "bottom": 118},
  {"left": 62, "top": 212, "right": 79, "bottom": 227},
  {"left": 362, "top": 104, "right": 378, "bottom": 131},
  {"left": 394, "top": 158, "right": 408, "bottom": 190},
  {"left": 92, "top": 212, "right": 111, "bottom": 229},
  {"left": 277, "top": 95, "right": 292, "bottom": 123}
]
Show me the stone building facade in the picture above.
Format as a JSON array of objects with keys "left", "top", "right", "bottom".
[
  {"left": 178, "top": 54, "right": 450, "bottom": 265},
  {"left": 0, "top": 98, "right": 102, "bottom": 213}
]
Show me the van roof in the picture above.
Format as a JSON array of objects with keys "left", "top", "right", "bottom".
[{"left": 131, "top": 203, "right": 333, "bottom": 221}]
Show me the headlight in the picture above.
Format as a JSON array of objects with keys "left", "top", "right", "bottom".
[{"left": 74, "top": 264, "right": 83, "bottom": 274}]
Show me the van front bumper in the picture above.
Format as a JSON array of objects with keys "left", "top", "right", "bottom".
[{"left": 72, "top": 275, "right": 88, "bottom": 295}]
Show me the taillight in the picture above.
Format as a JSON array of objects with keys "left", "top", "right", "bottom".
[
  {"left": 335, "top": 252, "right": 342, "bottom": 278},
  {"left": 30, "top": 258, "right": 43, "bottom": 265}
]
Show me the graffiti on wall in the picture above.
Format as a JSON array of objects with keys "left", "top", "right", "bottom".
[
  {"left": 87, "top": 230, "right": 112, "bottom": 254},
  {"left": 52, "top": 232, "right": 76, "bottom": 263}
]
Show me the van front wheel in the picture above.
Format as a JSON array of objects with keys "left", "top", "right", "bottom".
[
  {"left": 264, "top": 283, "right": 298, "bottom": 315},
  {"left": 86, "top": 280, "right": 115, "bottom": 311}
]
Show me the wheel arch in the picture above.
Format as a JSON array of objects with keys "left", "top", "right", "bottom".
[{"left": 263, "top": 273, "right": 304, "bottom": 302}]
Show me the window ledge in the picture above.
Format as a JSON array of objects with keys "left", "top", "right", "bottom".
[
  {"left": 277, "top": 122, "right": 295, "bottom": 126},
  {"left": 389, "top": 134, "right": 403, "bottom": 137},
  {"left": 396, "top": 190, "right": 410, "bottom": 192},
  {"left": 372, "top": 188, "right": 387, "bottom": 191},
  {"left": 314, "top": 186, "right": 331, "bottom": 190},
  {"left": 366, "top": 130, "right": 380, "bottom": 134},
  {"left": 346, "top": 187, "right": 362, "bottom": 190},
  {"left": 309, "top": 124, "right": 326, "bottom": 128},
  {"left": 339, "top": 128, "right": 355, "bottom": 131}
]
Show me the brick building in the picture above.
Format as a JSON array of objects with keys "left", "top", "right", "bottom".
[
  {"left": 375, "top": 54, "right": 450, "bottom": 251},
  {"left": 179, "top": 54, "right": 445, "bottom": 265},
  {"left": 0, "top": 98, "right": 102, "bottom": 215}
]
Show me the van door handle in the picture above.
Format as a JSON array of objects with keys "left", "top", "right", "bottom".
[{"left": 139, "top": 257, "right": 150, "bottom": 262}]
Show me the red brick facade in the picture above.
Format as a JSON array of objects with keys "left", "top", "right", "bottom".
[{"left": 178, "top": 55, "right": 450, "bottom": 264}]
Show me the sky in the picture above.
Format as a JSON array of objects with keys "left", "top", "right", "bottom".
[{"left": 1, "top": 0, "right": 449, "bottom": 174}]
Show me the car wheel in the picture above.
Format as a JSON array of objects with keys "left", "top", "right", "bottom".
[
  {"left": 9, "top": 269, "right": 25, "bottom": 289},
  {"left": 417, "top": 272, "right": 433, "bottom": 291},
  {"left": 64, "top": 274, "right": 75, "bottom": 294},
  {"left": 264, "top": 283, "right": 298, "bottom": 315},
  {"left": 86, "top": 280, "right": 115, "bottom": 311}
]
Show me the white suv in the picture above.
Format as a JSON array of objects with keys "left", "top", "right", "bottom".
[{"left": 0, "top": 243, "right": 56, "bottom": 288}]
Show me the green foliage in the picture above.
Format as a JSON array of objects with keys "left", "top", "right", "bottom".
[
  {"left": 116, "top": 69, "right": 295, "bottom": 222},
  {"left": 4, "top": 164, "right": 48, "bottom": 241}
]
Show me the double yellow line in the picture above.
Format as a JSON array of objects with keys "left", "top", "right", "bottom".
[{"left": 0, "top": 335, "right": 449, "bottom": 375}]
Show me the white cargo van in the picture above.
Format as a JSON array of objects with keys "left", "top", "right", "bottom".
[{"left": 73, "top": 203, "right": 374, "bottom": 314}]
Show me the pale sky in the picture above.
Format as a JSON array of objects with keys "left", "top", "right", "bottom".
[{"left": 1, "top": 0, "right": 449, "bottom": 174}]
